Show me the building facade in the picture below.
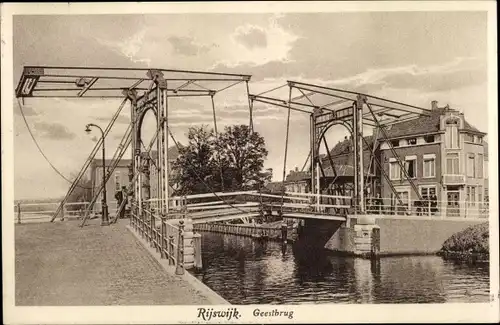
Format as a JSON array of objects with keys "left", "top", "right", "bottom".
[
  {"left": 378, "top": 101, "right": 488, "bottom": 217},
  {"left": 89, "top": 146, "right": 181, "bottom": 212},
  {"left": 279, "top": 100, "right": 488, "bottom": 217}
]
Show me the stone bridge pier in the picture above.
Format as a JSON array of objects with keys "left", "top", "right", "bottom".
[{"left": 294, "top": 217, "right": 380, "bottom": 258}]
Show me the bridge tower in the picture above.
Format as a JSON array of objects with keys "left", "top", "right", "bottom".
[{"left": 310, "top": 94, "right": 366, "bottom": 214}]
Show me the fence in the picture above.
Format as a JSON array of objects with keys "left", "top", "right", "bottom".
[
  {"left": 129, "top": 202, "right": 188, "bottom": 274},
  {"left": 361, "top": 198, "right": 489, "bottom": 219},
  {"left": 193, "top": 222, "right": 284, "bottom": 240},
  {"left": 13, "top": 200, "right": 127, "bottom": 224}
]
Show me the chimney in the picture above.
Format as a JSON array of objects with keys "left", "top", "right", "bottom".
[
  {"left": 295, "top": 166, "right": 299, "bottom": 172},
  {"left": 431, "top": 100, "right": 438, "bottom": 110}
]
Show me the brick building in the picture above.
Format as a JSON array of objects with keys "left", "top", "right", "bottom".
[
  {"left": 278, "top": 100, "right": 488, "bottom": 217},
  {"left": 89, "top": 146, "right": 181, "bottom": 212},
  {"left": 378, "top": 101, "right": 488, "bottom": 217}
]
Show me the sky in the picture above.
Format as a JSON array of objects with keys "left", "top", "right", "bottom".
[{"left": 12, "top": 11, "right": 489, "bottom": 200}]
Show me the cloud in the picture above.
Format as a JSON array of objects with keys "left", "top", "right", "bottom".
[
  {"left": 213, "top": 15, "right": 299, "bottom": 68},
  {"left": 95, "top": 29, "right": 152, "bottom": 66},
  {"left": 371, "top": 57, "right": 487, "bottom": 92},
  {"left": 33, "top": 121, "right": 76, "bottom": 140},
  {"left": 14, "top": 102, "right": 38, "bottom": 117},
  {"left": 167, "top": 36, "right": 212, "bottom": 56},
  {"left": 94, "top": 115, "right": 130, "bottom": 125},
  {"left": 233, "top": 25, "right": 267, "bottom": 49}
]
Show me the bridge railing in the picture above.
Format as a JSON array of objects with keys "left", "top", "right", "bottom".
[
  {"left": 129, "top": 202, "right": 186, "bottom": 275},
  {"left": 13, "top": 201, "right": 108, "bottom": 223},
  {"left": 361, "top": 198, "right": 489, "bottom": 219}
]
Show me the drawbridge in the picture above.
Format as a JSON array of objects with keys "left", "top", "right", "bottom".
[{"left": 15, "top": 66, "right": 430, "bottom": 229}]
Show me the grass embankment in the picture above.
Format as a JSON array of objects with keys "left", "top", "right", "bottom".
[{"left": 439, "top": 222, "right": 489, "bottom": 262}]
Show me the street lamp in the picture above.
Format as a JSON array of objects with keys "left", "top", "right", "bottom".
[{"left": 85, "top": 123, "right": 109, "bottom": 226}]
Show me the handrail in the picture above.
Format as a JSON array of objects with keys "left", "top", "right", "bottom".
[{"left": 129, "top": 205, "right": 185, "bottom": 274}]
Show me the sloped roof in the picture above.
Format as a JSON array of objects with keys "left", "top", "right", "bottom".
[
  {"left": 265, "top": 181, "right": 284, "bottom": 192},
  {"left": 323, "top": 164, "right": 374, "bottom": 177},
  {"left": 326, "top": 135, "right": 375, "bottom": 158},
  {"left": 384, "top": 107, "right": 445, "bottom": 138},
  {"left": 285, "top": 170, "right": 310, "bottom": 182},
  {"left": 384, "top": 107, "right": 483, "bottom": 138}
]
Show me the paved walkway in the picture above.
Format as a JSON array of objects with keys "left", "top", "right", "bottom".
[{"left": 15, "top": 219, "right": 213, "bottom": 306}]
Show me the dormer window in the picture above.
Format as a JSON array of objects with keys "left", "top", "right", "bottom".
[
  {"left": 391, "top": 140, "right": 400, "bottom": 147},
  {"left": 407, "top": 138, "right": 417, "bottom": 145},
  {"left": 445, "top": 118, "right": 460, "bottom": 149},
  {"left": 464, "top": 134, "right": 474, "bottom": 142}
]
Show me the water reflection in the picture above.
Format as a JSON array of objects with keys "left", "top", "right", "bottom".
[{"left": 193, "top": 232, "right": 489, "bottom": 304}]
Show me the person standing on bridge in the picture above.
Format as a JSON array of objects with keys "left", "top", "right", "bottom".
[
  {"left": 114, "top": 188, "right": 123, "bottom": 218},
  {"left": 120, "top": 186, "right": 128, "bottom": 219},
  {"left": 114, "top": 186, "right": 128, "bottom": 219}
]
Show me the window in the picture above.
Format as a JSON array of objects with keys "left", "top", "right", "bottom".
[
  {"left": 464, "top": 134, "right": 474, "bottom": 142},
  {"left": 477, "top": 136, "right": 483, "bottom": 144},
  {"left": 392, "top": 190, "right": 409, "bottom": 206},
  {"left": 478, "top": 185, "right": 483, "bottom": 206},
  {"left": 467, "top": 153, "right": 475, "bottom": 178},
  {"left": 477, "top": 154, "right": 484, "bottom": 178},
  {"left": 389, "top": 160, "right": 401, "bottom": 180},
  {"left": 407, "top": 138, "right": 417, "bottom": 145},
  {"left": 445, "top": 119, "right": 460, "bottom": 149},
  {"left": 115, "top": 171, "right": 121, "bottom": 191},
  {"left": 404, "top": 156, "right": 417, "bottom": 178},
  {"left": 424, "top": 135, "right": 435, "bottom": 143},
  {"left": 446, "top": 153, "right": 460, "bottom": 174},
  {"left": 391, "top": 140, "right": 400, "bottom": 147},
  {"left": 420, "top": 185, "right": 437, "bottom": 198},
  {"left": 466, "top": 186, "right": 477, "bottom": 206},
  {"left": 423, "top": 154, "right": 436, "bottom": 178}
]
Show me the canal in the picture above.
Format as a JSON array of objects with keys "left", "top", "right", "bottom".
[{"left": 191, "top": 232, "right": 490, "bottom": 304}]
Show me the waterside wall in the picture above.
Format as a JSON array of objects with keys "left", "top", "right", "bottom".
[{"left": 325, "top": 215, "right": 487, "bottom": 256}]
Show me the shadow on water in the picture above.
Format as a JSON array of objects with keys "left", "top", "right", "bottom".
[{"left": 192, "top": 232, "right": 490, "bottom": 304}]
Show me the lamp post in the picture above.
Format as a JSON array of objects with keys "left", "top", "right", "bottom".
[{"left": 85, "top": 123, "right": 109, "bottom": 226}]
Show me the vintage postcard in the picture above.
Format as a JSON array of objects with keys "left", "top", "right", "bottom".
[{"left": 2, "top": 1, "right": 499, "bottom": 324}]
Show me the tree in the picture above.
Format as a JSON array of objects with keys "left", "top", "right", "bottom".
[
  {"left": 171, "top": 125, "right": 217, "bottom": 195},
  {"left": 217, "top": 124, "right": 270, "bottom": 191},
  {"left": 171, "top": 124, "right": 270, "bottom": 195}
]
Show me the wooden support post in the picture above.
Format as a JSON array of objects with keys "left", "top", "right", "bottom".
[
  {"left": 175, "top": 220, "right": 185, "bottom": 275},
  {"left": 281, "top": 221, "right": 288, "bottom": 243},
  {"left": 193, "top": 233, "right": 202, "bottom": 270},
  {"left": 17, "top": 203, "right": 21, "bottom": 224}
]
